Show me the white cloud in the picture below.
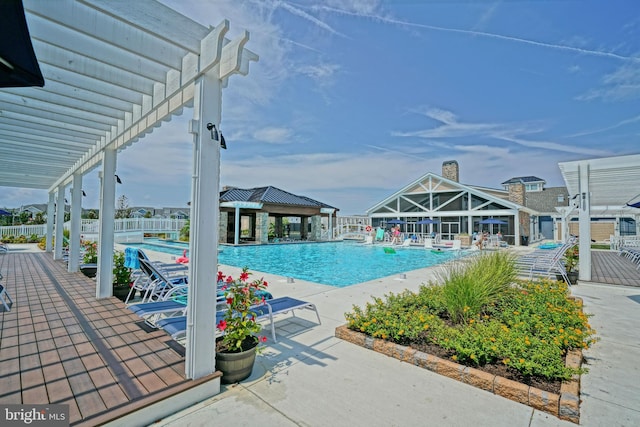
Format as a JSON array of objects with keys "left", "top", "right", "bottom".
[
  {"left": 577, "top": 63, "right": 640, "bottom": 101},
  {"left": 252, "top": 126, "right": 294, "bottom": 143}
]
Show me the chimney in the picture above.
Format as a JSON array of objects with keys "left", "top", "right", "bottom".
[
  {"left": 508, "top": 183, "right": 525, "bottom": 206},
  {"left": 442, "top": 160, "right": 459, "bottom": 182}
]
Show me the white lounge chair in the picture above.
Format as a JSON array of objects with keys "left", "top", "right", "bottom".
[
  {"left": 157, "top": 296, "right": 321, "bottom": 342},
  {"left": 0, "top": 283, "right": 14, "bottom": 312}
]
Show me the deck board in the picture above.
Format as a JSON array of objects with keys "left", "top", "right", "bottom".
[{"left": 0, "top": 252, "right": 219, "bottom": 426}]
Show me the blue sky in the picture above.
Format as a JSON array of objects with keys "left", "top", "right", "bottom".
[{"left": 2, "top": 0, "right": 639, "bottom": 215}]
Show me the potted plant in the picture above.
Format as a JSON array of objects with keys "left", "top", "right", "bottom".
[
  {"left": 112, "top": 250, "right": 132, "bottom": 301},
  {"left": 216, "top": 267, "right": 269, "bottom": 383},
  {"left": 563, "top": 245, "right": 579, "bottom": 285},
  {"left": 80, "top": 241, "right": 98, "bottom": 278}
]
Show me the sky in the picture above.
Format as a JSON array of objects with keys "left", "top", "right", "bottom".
[{"left": 2, "top": 0, "right": 640, "bottom": 215}]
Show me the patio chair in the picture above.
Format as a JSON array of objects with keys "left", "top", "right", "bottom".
[
  {"left": 0, "top": 283, "right": 14, "bottom": 312},
  {"left": 127, "top": 285, "right": 190, "bottom": 326},
  {"left": 157, "top": 296, "right": 319, "bottom": 342},
  {"left": 136, "top": 258, "right": 188, "bottom": 303},
  {"left": 0, "top": 242, "right": 8, "bottom": 253}
]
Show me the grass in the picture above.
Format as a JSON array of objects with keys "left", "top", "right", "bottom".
[{"left": 345, "top": 252, "right": 597, "bottom": 381}]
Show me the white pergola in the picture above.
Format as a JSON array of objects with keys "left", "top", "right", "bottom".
[
  {"left": 0, "top": 0, "right": 257, "bottom": 380},
  {"left": 559, "top": 154, "right": 640, "bottom": 281}
]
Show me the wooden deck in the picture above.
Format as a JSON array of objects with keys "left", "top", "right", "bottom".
[
  {"left": 590, "top": 250, "right": 640, "bottom": 287},
  {"left": 0, "top": 252, "right": 220, "bottom": 426}
]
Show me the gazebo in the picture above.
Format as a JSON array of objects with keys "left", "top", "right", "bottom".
[{"left": 219, "top": 186, "right": 338, "bottom": 244}]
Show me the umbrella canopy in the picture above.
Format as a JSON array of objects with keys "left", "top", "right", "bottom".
[
  {"left": 627, "top": 201, "right": 640, "bottom": 209},
  {"left": 416, "top": 219, "right": 440, "bottom": 225},
  {"left": 0, "top": 209, "right": 11, "bottom": 216},
  {"left": 479, "top": 218, "right": 508, "bottom": 225},
  {"left": 0, "top": 0, "right": 45, "bottom": 88},
  {"left": 386, "top": 219, "right": 406, "bottom": 225}
]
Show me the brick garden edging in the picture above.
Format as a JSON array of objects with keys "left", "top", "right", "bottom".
[{"left": 335, "top": 325, "right": 583, "bottom": 423}]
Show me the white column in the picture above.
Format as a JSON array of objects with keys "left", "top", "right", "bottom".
[
  {"left": 514, "top": 212, "right": 520, "bottom": 247},
  {"left": 46, "top": 192, "right": 55, "bottom": 252},
  {"left": 578, "top": 163, "right": 592, "bottom": 281},
  {"left": 234, "top": 206, "right": 240, "bottom": 245},
  {"left": 186, "top": 71, "right": 221, "bottom": 379},
  {"left": 68, "top": 173, "right": 83, "bottom": 272},
  {"left": 54, "top": 186, "right": 65, "bottom": 260},
  {"left": 97, "top": 149, "right": 117, "bottom": 298}
]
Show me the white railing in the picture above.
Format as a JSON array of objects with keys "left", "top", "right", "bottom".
[
  {"left": 0, "top": 224, "right": 46, "bottom": 238},
  {"left": 610, "top": 235, "right": 640, "bottom": 251},
  {"left": 1, "top": 218, "right": 187, "bottom": 239}
]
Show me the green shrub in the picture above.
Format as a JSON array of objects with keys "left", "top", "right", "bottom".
[
  {"left": 438, "top": 252, "right": 517, "bottom": 324},
  {"left": 345, "top": 275, "right": 596, "bottom": 381}
]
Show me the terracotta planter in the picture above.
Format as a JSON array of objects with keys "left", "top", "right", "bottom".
[{"left": 216, "top": 340, "right": 258, "bottom": 384}]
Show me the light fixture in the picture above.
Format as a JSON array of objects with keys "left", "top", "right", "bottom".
[
  {"left": 82, "top": 190, "right": 87, "bottom": 197},
  {"left": 206, "top": 123, "right": 227, "bottom": 149},
  {"left": 115, "top": 174, "right": 122, "bottom": 184}
]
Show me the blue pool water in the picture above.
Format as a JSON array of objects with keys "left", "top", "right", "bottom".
[{"left": 128, "top": 239, "right": 463, "bottom": 287}]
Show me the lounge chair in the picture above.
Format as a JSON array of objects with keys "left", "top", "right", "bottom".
[
  {"left": 515, "top": 240, "right": 576, "bottom": 283},
  {"left": 0, "top": 283, "right": 13, "bottom": 312},
  {"left": 135, "top": 258, "right": 188, "bottom": 303},
  {"left": 127, "top": 285, "right": 190, "bottom": 325},
  {"left": 157, "top": 296, "right": 320, "bottom": 342},
  {"left": 0, "top": 242, "right": 8, "bottom": 253}
]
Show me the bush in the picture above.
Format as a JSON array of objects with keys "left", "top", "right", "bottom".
[
  {"left": 345, "top": 258, "right": 596, "bottom": 381},
  {"left": 437, "top": 252, "right": 517, "bottom": 324}
]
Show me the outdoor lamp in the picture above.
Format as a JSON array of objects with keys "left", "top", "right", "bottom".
[
  {"left": 115, "top": 174, "right": 122, "bottom": 184},
  {"left": 206, "top": 123, "right": 227, "bottom": 149},
  {"left": 82, "top": 190, "right": 86, "bottom": 197}
]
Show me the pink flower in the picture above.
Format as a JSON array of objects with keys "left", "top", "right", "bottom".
[
  {"left": 240, "top": 271, "right": 249, "bottom": 281},
  {"left": 217, "top": 320, "right": 227, "bottom": 331},
  {"left": 217, "top": 271, "right": 225, "bottom": 282},
  {"left": 259, "top": 336, "right": 267, "bottom": 343}
]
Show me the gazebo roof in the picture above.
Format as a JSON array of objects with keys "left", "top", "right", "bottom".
[{"left": 221, "top": 186, "right": 337, "bottom": 210}]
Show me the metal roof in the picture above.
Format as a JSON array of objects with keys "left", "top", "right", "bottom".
[
  {"left": 220, "top": 186, "right": 337, "bottom": 209},
  {"left": 0, "top": 0, "right": 256, "bottom": 191},
  {"left": 501, "top": 176, "right": 546, "bottom": 185},
  {"left": 558, "top": 154, "right": 640, "bottom": 210}
]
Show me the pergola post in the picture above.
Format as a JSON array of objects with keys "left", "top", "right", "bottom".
[
  {"left": 46, "top": 192, "right": 55, "bottom": 252},
  {"left": 54, "top": 185, "right": 65, "bottom": 260},
  {"left": 578, "top": 163, "right": 592, "bottom": 281},
  {"left": 185, "top": 21, "right": 257, "bottom": 380},
  {"left": 68, "top": 173, "right": 83, "bottom": 272},
  {"left": 97, "top": 149, "right": 117, "bottom": 298}
]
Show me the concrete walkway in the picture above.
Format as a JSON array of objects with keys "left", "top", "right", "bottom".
[{"left": 148, "top": 250, "right": 640, "bottom": 427}]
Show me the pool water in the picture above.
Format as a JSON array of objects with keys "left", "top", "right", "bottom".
[{"left": 128, "top": 239, "right": 463, "bottom": 287}]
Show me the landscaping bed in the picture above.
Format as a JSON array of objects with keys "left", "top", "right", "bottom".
[{"left": 337, "top": 252, "right": 596, "bottom": 423}]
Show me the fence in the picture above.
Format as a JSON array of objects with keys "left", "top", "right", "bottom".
[{"left": 1, "top": 218, "right": 187, "bottom": 239}]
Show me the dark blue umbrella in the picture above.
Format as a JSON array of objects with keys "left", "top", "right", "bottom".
[
  {"left": 416, "top": 219, "right": 440, "bottom": 225},
  {"left": 479, "top": 218, "right": 507, "bottom": 234},
  {"left": 386, "top": 219, "right": 406, "bottom": 225},
  {"left": 0, "top": 209, "right": 11, "bottom": 216},
  {"left": 627, "top": 201, "right": 640, "bottom": 209},
  {"left": 479, "top": 218, "right": 507, "bottom": 225}
]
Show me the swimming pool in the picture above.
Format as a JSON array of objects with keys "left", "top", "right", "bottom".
[{"left": 128, "top": 239, "right": 463, "bottom": 287}]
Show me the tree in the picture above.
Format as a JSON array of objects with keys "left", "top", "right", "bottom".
[
  {"left": 33, "top": 212, "right": 45, "bottom": 224},
  {"left": 115, "top": 195, "right": 132, "bottom": 219}
]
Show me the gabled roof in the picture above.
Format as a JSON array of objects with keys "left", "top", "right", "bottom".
[
  {"left": 220, "top": 186, "right": 337, "bottom": 210},
  {"left": 367, "top": 171, "right": 528, "bottom": 214},
  {"left": 501, "top": 176, "right": 546, "bottom": 185}
]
